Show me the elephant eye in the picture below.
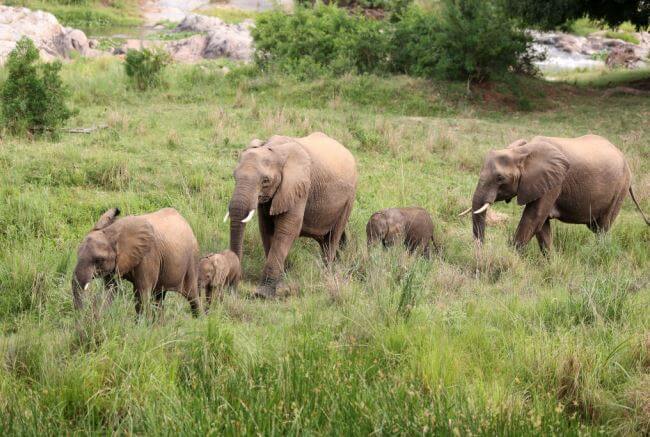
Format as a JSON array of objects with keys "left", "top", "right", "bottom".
[
  {"left": 261, "top": 176, "right": 271, "bottom": 185},
  {"left": 497, "top": 174, "right": 506, "bottom": 182}
]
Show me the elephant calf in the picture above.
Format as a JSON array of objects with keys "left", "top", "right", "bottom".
[
  {"left": 72, "top": 207, "right": 201, "bottom": 317},
  {"left": 198, "top": 250, "right": 241, "bottom": 309},
  {"left": 366, "top": 207, "right": 439, "bottom": 257}
]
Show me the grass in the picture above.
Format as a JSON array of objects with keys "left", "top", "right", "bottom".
[
  {"left": 548, "top": 67, "right": 650, "bottom": 88},
  {"left": 4, "top": 0, "right": 142, "bottom": 32},
  {"left": 566, "top": 18, "right": 642, "bottom": 44},
  {"left": 199, "top": 6, "right": 259, "bottom": 24},
  {"left": 0, "top": 58, "right": 649, "bottom": 435}
]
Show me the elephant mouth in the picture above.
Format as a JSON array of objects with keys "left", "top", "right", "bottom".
[{"left": 258, "top": 195, "right": 271, "bottom": 203}]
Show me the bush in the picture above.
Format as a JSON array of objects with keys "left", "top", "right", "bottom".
[
  {"left": 429, "top": 0, "right": 534, "bottom": 81},
  {"left": 252, "top": 5, "right": 391, "bottom": 78},
  {"left": 0, "top": 38, "right": 73, "bottom": 138},
  {"left": 124, "top": 48, "right": 170, "bottom": 91},
  {"left": 390, "top": 8, "right": 440, "bottom": 77}
]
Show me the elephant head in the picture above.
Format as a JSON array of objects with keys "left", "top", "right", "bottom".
[
  {"left": 198, "top": 254, "right": 220, "bottom": 290},
  {"left": 72, "top": 208, "right": 154, "bottom": 310},
  {"left": 226, "top": 137, "right": 311, "bottom": 260},
  {"left": 366, "top": 210, "right": 404, "bottom": 247},
  {"left": 467, "top": 139, "right": 569, "bottom": 243}
]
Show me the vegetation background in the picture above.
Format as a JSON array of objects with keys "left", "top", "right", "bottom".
[{"left": 0, "top": 0, "right": 649, "bottom": 435}]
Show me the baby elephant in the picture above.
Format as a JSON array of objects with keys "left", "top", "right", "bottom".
[
  {"left": 367, "top": 207, "right": 439, "bottom": 257},
  {"left": 198, "top": 250, "right": 241, "bottom": 309}
]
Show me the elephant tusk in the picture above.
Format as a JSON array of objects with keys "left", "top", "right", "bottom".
[
  {"left": 473, "top": 203, "right": 490, "bottom": 214},
  {"left": 241, "top": 209, "right": 255, "bottom": 223},
  {"left": 84, "top": 283, "right": 89, "bottom": 291},
  {"left": 458, "top": 207, "right": 472, "bottom": 216},
  {"left": 223, "top": 211, "right": 229, "bottom": 222}
]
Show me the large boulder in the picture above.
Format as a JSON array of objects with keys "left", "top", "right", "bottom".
[
  {"left": 0, "top": 6, "right": 95, "bottom": 64},
  {"left": 606, "top": 46, "right": 642, "bottom": 69},
  {"left": 174, "top": 14, "right": 253, "bottom": 61}
]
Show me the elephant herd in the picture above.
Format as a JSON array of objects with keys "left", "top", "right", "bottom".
[{"left": 72, "top": 132, "right": 649, "bottom": 316}]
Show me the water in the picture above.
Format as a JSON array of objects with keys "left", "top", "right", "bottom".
[{"left": 533, "top": 43, "right": 605, "bottom": 72}]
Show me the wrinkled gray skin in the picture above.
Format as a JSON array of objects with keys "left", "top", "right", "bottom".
[
  {"left": 470, "top": 135, "right": 648, "bottom": 254},
  {"left": 228, "top": 132, "right": 357, "bottom": 298},
  {"left": 198, "top": 250, "right": 241, "bottom": 310},
  {"left": 72, "top": 208, "right": 201, "bottom": 317},
  {"left": 366, "top": 207, "right": 439, "bottom": 257}
]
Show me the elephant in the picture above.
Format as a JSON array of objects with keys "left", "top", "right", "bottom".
[
  {"left": 462, "top": 135, "right": 649, "bottom": 253},
  {"left": 198, "top": 250, "right": 241, "bottom": 309},
  {"left": 366, "top": 207, "right": 439, "bottom": 257},
  {"left": 226, "top": 132, "right": 357, "bottom": 298},
  {"left": 72, "top": 207, "right": 201, "bottom": 316}
]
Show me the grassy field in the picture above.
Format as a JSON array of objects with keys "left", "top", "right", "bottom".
[{"left": 0, "top": 59, "right": 649, "bottom": 435}]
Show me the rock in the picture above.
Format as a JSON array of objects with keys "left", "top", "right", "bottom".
[
  {"left": 606, "top": 45, "right": 642, "bottom": 69},
  {"left": 0, "top": 6, "right": 98, "bottom": 64},
  {"left": 172, "top": 13, "right": 253, "bottom": 61},
  {"left": 531, "top": 29, "right": 650, "bottom": 71}
]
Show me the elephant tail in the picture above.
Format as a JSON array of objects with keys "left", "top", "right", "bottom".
[{"left": 629, "top": 187, "right": 650, "bottom": 226}]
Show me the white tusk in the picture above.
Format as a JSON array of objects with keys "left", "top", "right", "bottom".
[
  {"left": 84, "top": 283, "right": 89, "bottom": 291},
  {"left": 241, "top": 209, "right": 255, "bottom": 223},
  {"left": 473, "top": 203, "right": 490, "bottom": 214},
  {"left": 223, "top": 211, "right": 229, "bottom": 222},
  {"left": 458, "top": 207, "right": 472, "bottom": 216}
]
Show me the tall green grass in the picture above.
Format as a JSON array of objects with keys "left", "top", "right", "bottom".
[{"left": 0, "top": 59, "right": 648, "bottom": 434}]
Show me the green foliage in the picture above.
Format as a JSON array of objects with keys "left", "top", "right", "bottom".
[
  {"left": 0, "top": 38, "right": 73, "bottom": 138},
  {"left": 503, "top": 0, "right": 649, "bottom": 30},
  {"left": 254, "top": 2, "right": 535, "bottom": 82},
  {"left": 429, "top": 0, "right": 535, "bottom": 81},
  {"left": 124, "top": 48, "right": 170, "bottom": 91},
  {"left": 4, "top": 0, "right": 142, "bottom": 30},
  {"left": 604, "top": 30, "right": 640, "bottom": 44},
  {"left": 252, "top": 5, "right": 391, "bottom": 77}
]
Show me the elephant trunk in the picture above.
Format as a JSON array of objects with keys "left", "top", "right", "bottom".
[
  {"left": 72, "top": 262, "right": 94, "bottom": 310},
  {"left": 229, "top": 178, "right": 259, "bottom": 261},
  {"left": 471, "top": 185, "right": 496, "bottom": 243}
]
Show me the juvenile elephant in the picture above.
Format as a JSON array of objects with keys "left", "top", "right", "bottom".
[
  {"left": 366, "top": 207, "right": 439, "bottom": 257},
  {"left": 198, "top": 250, "right": 241, "bottom": 309},
  {"left": 463, "top": 135, "right": 649, "bottom": 253},
  {"left": 72, "top": 208, "right": 201, "bottom": 316},
  {"left": 226, "top": 132, "right": 357, "bottom": 298}
]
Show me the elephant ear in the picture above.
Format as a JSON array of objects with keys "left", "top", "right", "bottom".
[
  {"left": 246, "top": 139, "right": 265, "bottom": 149},
  {"left": 507, "top": 139, "right": 527, "bottom": 149},
  {"left": 270, "top": 143, "right": 312, "bottom": 216},
  {"left": 114, "top": 217, "right": 155, "bottom": 274},
  {"left": 385, "top": 212, "right": 406, "bottom": 245},
  {"left": 516, "top": 141, "right": 569, "bottom": 205},
  {"left": 93, "top": 207, "right": 120, "bottom": 230}
]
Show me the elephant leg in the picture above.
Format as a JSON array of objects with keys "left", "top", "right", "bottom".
[
  {"left": 182, "top": 269, "right": 201, "bottom": 317},
  {"left": 256, "top": 213, "right": 302, "bottom": 298},
  {"left": 322, "top": 200, "right": 354, "bottom": 264},
  {"left": 535, "top": 218, "right": 553, "bottom": 255},
  {"left": 134, "top": 287, "right": 151, "bottom": 319},
  {"left": 514, "top": 189, "right": 559, "bottom": 252},
  {"left": 132, "top": 268, "right": 157, "bottom": 319},
  {"left": 591, "top": 185, "right": 626, "bottom": 234},
  {"left": 258, "top": 208, "right": 275, "bottom": 258}
]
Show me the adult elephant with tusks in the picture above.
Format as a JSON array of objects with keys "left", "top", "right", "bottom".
[
  {"left": 226, "top": 132, "right": 357, "bottom": 299},
  {"left": 460, "top": 135, "right": 649, "bottom": 254}
]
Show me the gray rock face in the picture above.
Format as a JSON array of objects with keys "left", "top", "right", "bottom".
[
  {"left": 174, "top": 14, "right": 254, "bottom": 61},
  {"left": 0, "top": 6, "right": 97, "bottom": 64},
  {"left": 532, "top": 30, "right": 649, "bottom": 71}
]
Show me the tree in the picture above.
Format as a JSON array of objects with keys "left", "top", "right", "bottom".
[{"left": 504, "top": 0, "right": 649, "bottom": 29}]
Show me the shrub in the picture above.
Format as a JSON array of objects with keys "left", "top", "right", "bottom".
[
  {"left": 430, "top": 0, "right": 534, "bottom": 81},
  {"left": 390, "top": 7, "right": 440, "bottom": 77},
  {"left": 252, "top": 5, "right": 391, "bottom": 77},
  {"left": 0, "top": 37, "right": 73, "bottom": 138},
  {"left": 124, "top": 48, "right": 170, "bottom": 91}
]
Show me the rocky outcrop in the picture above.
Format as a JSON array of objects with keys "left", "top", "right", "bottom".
[
  {"left": 0, "top": 6, "right": 99, "bottom": 64},
  {"left": 113, "top": 14, "right": 254, "bottom": 62},
  {"left": 606, "top": 46, "right": 642, "bottom": 69},
  {"left": 174, "top": 14, "right": 254, "bottom": 61},
  {"left": 532, "top": 30, "right": 649, "bottom": 71}
]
